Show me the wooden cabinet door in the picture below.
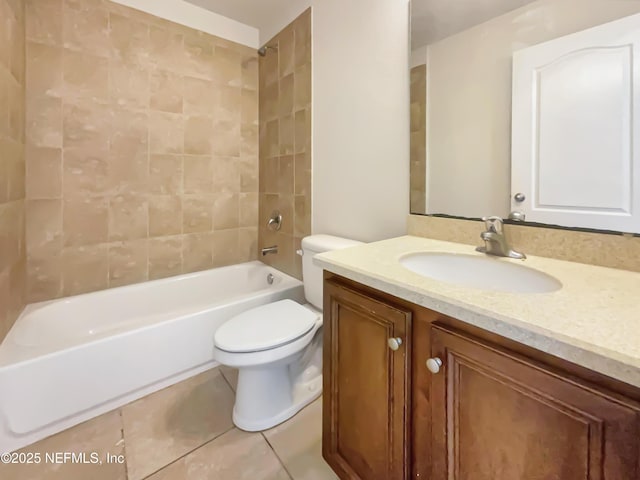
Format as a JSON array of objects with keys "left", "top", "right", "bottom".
[
  {"left": 323, "top": 280, "right": 412, "bottom": 480},
  {"left": 430, "top": 324, "right": 640, "bottom": 480}
]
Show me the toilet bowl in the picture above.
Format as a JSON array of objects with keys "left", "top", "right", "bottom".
[{"left": 213, "top": 235, "right": 363, "bottom": 431}]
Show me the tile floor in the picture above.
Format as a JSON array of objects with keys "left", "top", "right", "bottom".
[{"left": 0, "top": 367, "right": 338, "bottom": 480}]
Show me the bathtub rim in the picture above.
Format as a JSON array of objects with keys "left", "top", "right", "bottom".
[{"left": 0, "top": 262, "right": 303, "bottom": 368}]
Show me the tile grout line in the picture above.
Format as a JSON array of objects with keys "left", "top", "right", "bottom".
[
  {"left": 139, "top": 425, "right": 237, "bottom": 480},
  {"left": 118, "top": 408, "right": 131, "bottom": 480},
  {"left": 261, "top": 432, "right": 294, "bottom": 480}
]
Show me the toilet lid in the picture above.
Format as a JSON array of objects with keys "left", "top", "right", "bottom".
[{"left": 214, "top": 299, "right": 318, "bottom": 353}]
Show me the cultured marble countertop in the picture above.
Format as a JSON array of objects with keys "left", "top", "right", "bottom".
[{"left": 313, "top": 235, "right": 640, "bottom": 388}]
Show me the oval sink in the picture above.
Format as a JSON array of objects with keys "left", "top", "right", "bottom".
[{"left": 399, "top": 252, "right": 562, "bottom": 294}]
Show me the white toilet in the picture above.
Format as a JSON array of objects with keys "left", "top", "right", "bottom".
[{"left": 213, "top": 234, "right": 362, "bottom": 431}]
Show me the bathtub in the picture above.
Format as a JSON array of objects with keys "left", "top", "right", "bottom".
[{"left": 0, "top": 261, "right": 304, "bottom": 453}]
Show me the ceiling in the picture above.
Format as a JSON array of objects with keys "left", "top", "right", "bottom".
[
  {"left": 185, "top": 0, "right": 539, "bottom": 51},
  {"left": 184, "top": 0, "right": 298, "bottom": 29},
  {"left": 411, "top": 0, "right": 537, "bottom": 49}
]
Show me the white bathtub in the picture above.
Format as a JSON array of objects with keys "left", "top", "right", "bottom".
[{"left": 0, "top": 261, "right": 304, "bottom": 453}]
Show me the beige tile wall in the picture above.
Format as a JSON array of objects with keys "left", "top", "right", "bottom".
[
  {"left": 408, "top": 214, "right": 640, "bottom": 273},
  {"left": 25, "top": 0, "right": 259, "bottom": 302},
  {"left": 0, "top": 0, "right": 26, "bottom": 340},
  {"left": 258, "top": 9, "right": 312, "bottom": 279},
  {"left": 410, "top": 65, "right": 426, "bottom": 214}
]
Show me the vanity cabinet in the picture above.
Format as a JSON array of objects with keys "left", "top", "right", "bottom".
[
  {"left": 322, "top": 273, "right": 640, "bottom": 480},
  {"left": 322, "top": 280, "right": 411, "bottom": 480}
]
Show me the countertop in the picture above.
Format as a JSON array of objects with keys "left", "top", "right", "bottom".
[{"left": 313, "top": 235, "right": 640, "bottom": 388}]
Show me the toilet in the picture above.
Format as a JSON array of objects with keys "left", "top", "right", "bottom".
[{"left": 213, "top": 234, "right": 363, "bottom": 431}]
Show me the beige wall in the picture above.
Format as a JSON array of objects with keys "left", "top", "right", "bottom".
[
  {"left": 425, "top": 0, "right": 640, "bottom": 218},
  {"left": 408, "top": 215, "right": 640, "bottom": 273},
  {"left": 258, "top": 9, "right": 311, "bottom": 279},
  {"left": 0, "top": 0, "right": 26, "bottom": 340},
  {"left": 25, "top": 0, "right": 259, "bottom": 302}
]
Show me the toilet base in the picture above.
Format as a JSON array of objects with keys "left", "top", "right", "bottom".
[{"left": 232, "top": 363, "right": 322, "bottom": 432}]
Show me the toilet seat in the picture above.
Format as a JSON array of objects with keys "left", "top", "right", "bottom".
[{"left": 214, "top": 300, "right": 319, "bottom": 353}]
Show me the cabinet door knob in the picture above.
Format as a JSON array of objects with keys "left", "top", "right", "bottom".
[
  {"left": 426, "top": 357, "right": 443, "bottom": 374},
  {"left": 388, "top": 337, "right": 403, "bottom": 351}
]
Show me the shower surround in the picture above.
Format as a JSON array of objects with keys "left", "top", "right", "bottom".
[
  {"left": 0, "top": 0, "right": 26, "bottom": 341},
  {"left": 258, "top": 9, "right": 312, "bottom": 280},
  {"left": 24, "top": 0, "right": 260, "bottom": 303}
]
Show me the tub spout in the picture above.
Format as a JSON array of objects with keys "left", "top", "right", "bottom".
[{"left": 261, "top": 246, "right": 278, "bottom": 256}]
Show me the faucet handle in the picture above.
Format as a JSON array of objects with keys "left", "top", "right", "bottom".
[{"left": 481, "top": 216, "right": 504, "bottom": 233}]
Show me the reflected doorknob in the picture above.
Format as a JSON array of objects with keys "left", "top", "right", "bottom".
[
  {"left": 426, "top": 357, "right": 443, "bottom": 374},
  {"left": 388, "top": 337, "right": 403, "bottom": 351}
]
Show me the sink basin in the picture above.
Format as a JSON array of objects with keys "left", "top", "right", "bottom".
[{"left": 399, "top": 252, "right": 562, "bottom": 294}]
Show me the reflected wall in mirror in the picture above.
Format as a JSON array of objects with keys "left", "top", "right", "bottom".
[{"left": 410, "top": 0, "right": 640, "bottom": 234}]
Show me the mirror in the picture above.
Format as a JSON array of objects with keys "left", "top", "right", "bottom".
[{"left": 410, "top": 0, "right": 640, "bottom": 234}]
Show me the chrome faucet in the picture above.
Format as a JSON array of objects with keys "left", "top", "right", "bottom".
[
  {"left": 261, "top": 245, "right": 278, "bottom": 256},
  {"left": 476, "top": 216, "right": 525, "bottom": 259}
]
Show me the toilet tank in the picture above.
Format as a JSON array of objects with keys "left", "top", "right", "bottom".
[{"left": 301, "top": 235, "right": 364, "bottom": 310}]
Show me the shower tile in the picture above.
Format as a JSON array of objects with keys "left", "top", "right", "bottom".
[
  {"left": 26, "top": 146, "right": 62, "bottom": 199},
  {"left": 149, "top": 111, "right": 184, "bottom": 155},
  {"left": 241, "top": 55, "right": 258, "bottom": 91},
  {"left": 109, "top": 108, "right": 148, "bottom": 158},
  {"left": 26, "top": 199, "right": 62, "bottom": 252},
  {"left": 264, "top": 398, "right": 338, "bottom": 480},
  {"left": 108, "top": 60, "right": 149, "bottom": 109},
  {"left": 212, "top": 229, "right": 240, "bottom": 267},
  {"left": 212, "top": 156, "right": 240, "bottom": 193},
  {"left": 239, "top": 156, "right": 258, "bottom": 192},
  {"left": 212, "top": 46, "right": 242, "bottom": 88},
  {"left": 279, "top": 114, "right": 294, "bottom": 156},
  {"left": 212, "top": 192, "right": 239, "bottom": 230},
  {"left": 108, "top": 239, "right": 148, "bottom": 287},
  {"left": 240, "top": 124, "right": 258, "bottom": 157},
  {"left": 61, "top": 244, "right": 108, "bottom": 295},
  {"left": 150, "top": 69, "right": 184, "bottom": 113},
  {"left": 278, "top": 26, "right": 295, "bottom": 78},
  {"left": 183, "top": 155, "right": 213, "bottom": 194},
  {"left": 182, "top": 232, "right": 214, "bottom": 273},
  {"left": 26, "top": 42, "right": 63, "bottom": 98},
  {"left": 62, "top": 49, "right": 109, "bottom": 103},
  {"left": 62, "top": 145, "right": 109, "bottom": 197},
  {"left": 145, "top": 428, "right": 290, "bottom": 480},
  {"left": 27, "top": 251, "right": 63, "bottom": 302},
  {"left": 293, "top": 64, "right": 311, "bottom": 112},
  {"left": 63, "top": 196, "right": 108, "bottom": 247},
  {"left": 294, "top": 10, "right": 311, "bottom": 69},
  {"left": 183, "top": 195, "right": 213, "bottom": 233},
  {"left": 109, "top": 12, "right": 150, "bottom": 66},
  {"left": 294, "top": 195, "right": 311, "bottom": 238},
  {"left": 122, "top": 368, "right": 235, "bottom": 480},
  {"left": 26, "top": 0, "right": 63, "bottom": 47},
  {"left": 62, "top": 4, "right": 110, "bottom": 58},
  {"left": 239, "top": 192, "right": 258, "bottom": 228},
  {"left": 0, "top": 410, "right": 126, "bottom": 480},
  {"left": 216, "top": 86, "right": 242, "bottom": 124},
  {"left": 278, "top": 155, "right": 294, "bottom": 194},
  {"left": 183, "top": 76, "right": 215, "bottom": 114},
  {"left": 294, "top": 155, "right": 311, "bottom": 196},
  {"left": 212, "top": 119, "right": 240, "bottom": 157},
  {"left": 238, "top": 226, "right": 258, "bottom": 261},
  {"left": 148, "top": 235, "right": 182, "bottom": 280},
  {"left": 279, "top": 74, "right": 294, "bottom": 117},
  {"left": 149, "top": 154, "right": 183, "bottom": 195},
  {"left": 148, "top": 195, "right": 182, "bottom": 237},
  {"left": 108, "top": 194, "right": 148, "bottom": 241},
  {"left": 26, "top": 96, "right": 62, "bottom": 148}
]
